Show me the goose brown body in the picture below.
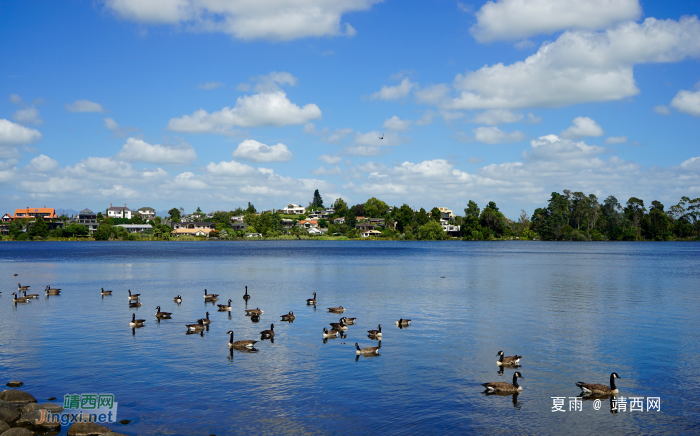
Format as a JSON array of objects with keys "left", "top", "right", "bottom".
[
  {"left": 227, "top": 331, "right": 257, "bottom": 349},
  {"left": 576, "top": 373, "right": 621, "bottom": 395},
  {"left": 497, "top": 350, "right": 522, "bottom": 366},
  {"left": 482, "top": 372, "right": 523, "bottom": 392}
]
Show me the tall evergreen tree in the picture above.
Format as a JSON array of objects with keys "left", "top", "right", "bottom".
[{"left": 312, "top": 189, "right": 324, "bottom": 209}]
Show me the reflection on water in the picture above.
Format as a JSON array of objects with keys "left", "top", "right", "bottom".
[{"left": 1, "top": 241, "right": 699, "bottom": 435}]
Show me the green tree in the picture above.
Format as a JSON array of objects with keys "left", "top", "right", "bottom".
[
  {"left": 168, "top": 208, "right": 181, "bottom": 222},
  {"left": 417, "top": 220, "right": 448, "bottom": 240},
  {"left": 333, "top": 198, "right": 349, "bottom": 217},
  {"left": 63, "top": 223, "right": 89, "bottom": 237},
  {"left": 28, "top": 218, "right": 49, "bottom": 239},
  {"left": 94, "top": 224, "right": 113, "bottom": 240},
  {"left": 480, "top": 202, "right": 506, "bottom": 237},
  {"left": 312, "top": 189, "right": 324, "bottom": 209},
  {"left": 364, "top": 197, "right": 389, "bottom": 218},
  {"left": 647, "top": 200, "right": 669, "bottom": 241},
  {"left": 465, "top": 200, "right": 480, "bottom": 218},
  {"left": 415, "top": 208, "right": 430, "bottom": 226},
  {"left": 246, "top": 202, "right": 257, "bottom": 214},
  {"left": 430, "top": 207, "right": 442, "bottom": 222},
  {"left": 393, "top": 204, "right": 414, "bottom": 232}
]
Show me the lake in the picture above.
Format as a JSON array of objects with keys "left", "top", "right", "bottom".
[{"left": 1, "top": 241, "right": 699, "bottom": 435}]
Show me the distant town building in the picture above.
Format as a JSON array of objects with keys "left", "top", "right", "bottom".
[
  {"left": 280, "top": 204, "right": 305, "bottom": 214},
  {"left": 107, "top": 204, "right": 132, "bottom": 219},
  {"left": 137, "top": 207, "right": 156, "bottom": 220},
  {"left": 69, "top": 208, "right": 99, "bottom": 234},
  {"left": 10, "top": 207, "right": 57, "bottom": 221},
  {"left": 116, "top": 224, "right": 153, "bottom": 234}
]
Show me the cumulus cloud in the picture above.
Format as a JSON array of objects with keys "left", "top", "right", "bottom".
[
  {"left": 414, "top": 84, "right": 451, "bottom": 105},
  {"left": 167, "top": 90, "right": 321, "bottom": 133},
  {"left": 471, "top": 0, "right": 642, "bottom": 42},
  {"left": 0, "top": 119, "right": 42, "bottom": 145},
  {"left": 470, "top": 109, "right": 524, "bottom": 125},
  {"left": 232, "top": 139, "right": 293, "bottom": 162},
  {"left": 605, "top": 135, "right": 628, "bottom": 145},
  {"left": 318, "top": 154, "right": 342, "bottom": 165},
  {"left": 524, "top": 134, "right": 607, "bottom": 162},
  {"left": 341, "top": 145, "right": 382, "bottom": 156},
  {"left": 670, "top": 87, "right": 700, "bottom": 116},
  {"left": 354, "top": 130, "right": 404, "bottom": 146},
  {"left": 446, "top": 17, "right": 700, "bottom": 109},
  {"left": 370, "top": 78, "right": 416, "bottom": 101},
  {"left": 65, "top": 99, "right": 105, "bottom": 113},
  {"left": 311, "top": 165, "right": 342, "bottom": 175},
  {"left": 104, "top": 117, "right": 140, "bottom": 138},
  {"left": 115, "top": 138, "right": 198, "bottom": 164},
  {"left": 13, "top": 107, "right": 43, "bottom": 126},
  {"left": 560, "top": 117, "right": 604, "bottom": 139},
  {"left": 104, "top": 0, "right": 379, "bottom": 41},
  {"left": 197, "top": 81, "right": 225, "bottom": 90},
  {"left": 382, "top": 115, "right": 412, "bottom": 131},
  {"left": 473, "top": 126, "right": 526, "bottom": 144},
  {"left": 26, "top": 155, "right": 58, "bottom": 172},
  {"left": 680, "top": 156, "right": 700, "bottom": 171}
]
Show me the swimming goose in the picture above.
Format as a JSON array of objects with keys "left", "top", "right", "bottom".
[
  {"left": 14, "top": 274, "right": 18, "bottom": 276},
  {"left": 173, "top": 295, "right": 182, "bottom": 303},
  {"left": 355, "top": 342, "right": 381, "bottom": 355},
  {"left": 245, "top": 307, "right": 263, "bottom": 316},
  {"left": 395, "top": 318, "right": 411, "bottom": 327},
  {"left": 306, "top": 292, "right": 316, "bottom": 305},
  {"left": 367, "top": 324, "right": 382, "bottom": 338},
  {"left": 12, "top": 292, "right": 29, "bottom": 303},
  {"left": 227, "top": 331, "right": 257, "bottom": 349},
  {"left": 328, "top": 306, "right": 345, "bottom": 313},
  {"left": 482, "top": 372, "right": 524, "bottom": 393},
  {"left": 260, "top": 323, "right": 275, "bottom": 339},
  {"left": 101, "top": 288, "right": 113, "bottom": 295},
  {"left": 155, "top": 306, "right": 172, "bottom": 319},
  {"left": 243, "top": 286, "right": 251, "bottom": 301},
  {"left": 203, "top": 289, "right": 219, "bottom": 301},
  {"left": 130, "top": 313, "right": 146, "bottom": 327},
  {"left": 342, "top": 317, "right": 356, "bottom": 325},
  {"left": 322, "top": 327, "right": 339, "bottom": 338},
  {"left": 217, "top": 299, "right": 232, "bottom": 311},
  {"left": 198, "top": 312, "right": 211, "bottom": 325},
  {"left": 576, "top": 373, "right": 621, "bottom": 395},
  {"left": 127, "top": 289, "right": 140, "bottom": 301},
  {"left": 129, "top": 301, "right": 142, "bottom": 308},
  {"left": 18, "top": 283, "right": 30, "bottom": 291},
  {"left": 45, "top": 285, "right": 61, "bottom": 294},
  {"left": 280, "top": 311, "right": 295, "bottom": 321},
  {"left": 497, "top": 350, "right": 522, "bottom": 366},
  {"left": 186, "top": 319, "right": 206, "bottom": 332},
  {"left": 22, "top": 290, "right": 39, "bottom": 299},
  {"left": 329, "top": 320, "right": 348, "bottom": 331}
]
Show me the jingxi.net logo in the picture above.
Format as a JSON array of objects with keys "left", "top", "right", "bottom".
[{"left": 35, "top": 393, "right": 118, "bottom": 425}]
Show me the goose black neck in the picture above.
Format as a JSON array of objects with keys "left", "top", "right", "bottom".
[
  {"left": 498, "top": 354, "right": 504, "bottom": 363},
  {"left": 610, "top": 374, "right": 617, "bottom": 390},
  {"left": 512, "top": 373, "right": 519, "bottom": 388},
  {"left": 229, "top": 331, "right": 234, "bottom": 342}
]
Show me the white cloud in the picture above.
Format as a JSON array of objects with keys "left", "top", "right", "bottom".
[
  {"left": 416, "top": 110, "right": 435, "bottom": 126},
  {"left": 205, "top": 159, "right": 259, "bottom": 177},
  {"left": 473, "top": 126, "right": 526, "bottom": 144},
  {"left": 369, "top": 78, "right": 416, "bottom": 101},
  {"left": 524, "top": 134, "right": 607, "bottom": 162},
  {"left": 323, "top": 128, "right": 353, "bottom": 144},
  {"left": 341, "top": 145, "right": 382, "bottom": 156},
  {"left": 605, "top": 135, "right": 628, "bottom": 145},
  {"left": 670, "top": 87, "right": 700, "bottom": 117},
  {"left": 382, "top": 115, "right": 412, "bottom": 131},
  {"left": 471, "top": 0, "right": 642, "bottom": 43},
  {"left": 26, "top": 155, "right": 58, "bottom": 172},
  {"left": 197, "top": 81, "right": 224, "bottom": 90},
  {"left": 65, "top": 99, "right": 105, "bottom": 113},
  {"left": 318, "top": 154, "right": 342, "bottom": 165},
  {"left": 103, "top": 117, "right": 140, "bottom": 138},
  {"left": 13, "top": 107, "right": 43, "bottom": 126},
  {"left": 0, "top": 119, "right": 42, "bottom": 146},
  {"left": 560, "top": 117, "right": 604, "bottom": 139},
  {"left": 654, "top": 105, "right": 671, "bottom": 115},
  {"left": 232, "top": 139, "right": 292, "bottom": 162},
  {"left": 115, "top": 137, "right": 198, "bottom": 164},
  {"left": 467, "top": 157, "right": 484, "bottom": 164},
  {"left": 9, "top": 94, "right": 22, "bottom": 104},
  {"left": 354, "top": 130, "right": 404, "bottom": 146},
  {"left": 167, "top": 90, "right": 321, "bottom": 133},
  {"left": 303, "top": 123, "right": 316, "bottom": 134},
  {"left": 680, "top": 156, "right": 700, "bottom": 171},
  {"left": 311, "top": 165, "right": 342, "bottom": 175},
  {"left": 470, "top": 109, "right": 524, "bottom": 125},
  {"left": 447, "top": 17, "right": 700, "bottom": 109},
  {"left": 104, "top": 0, "right": 379, "bottom": 41},
  {"left": 414, "top": 84, "right": 450, "bottom": 105}
]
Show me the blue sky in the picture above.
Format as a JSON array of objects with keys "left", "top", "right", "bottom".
[{"left": 1, "top": 0, "right": 699, "bottom": 218}]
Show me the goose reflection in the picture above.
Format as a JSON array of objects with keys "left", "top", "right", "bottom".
[
  {"left": 578, "top": 393, "right": 618, "bottom": 414},
  {"left": 185, "top": 330, "right": 205, "bottom": 337},
  {"left": 497, "top": 367, "right": 504, "bottom": 376},
  {"left": 483, "top": 391, "right": 521, "bottom": 409},
  {"left": 228, "top": 348, "right": 258, "bottom": 360},
  {"left": 251, "top": 314, "right": 260, "bottom": 323}
]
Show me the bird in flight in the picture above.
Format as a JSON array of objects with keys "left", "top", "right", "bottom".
[{"left": 379, "top": 133, "right": 384, "bottom": 140}]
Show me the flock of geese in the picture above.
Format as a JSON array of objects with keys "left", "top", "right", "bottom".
[{"left": 8, "top": 281, "right": 623, "bottom": 397}]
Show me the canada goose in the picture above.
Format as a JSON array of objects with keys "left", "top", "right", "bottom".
[
  {"left": 217, "top": 299, "right": 232, "bottom": 311},
  {"left": 280, "top": 311, "right": 295, "bottom": 321},
  {"left": 203, "top": 289, "right": 219, "bottom": 301},
  {"left": 173, "top": 295, "right": 182, "bottom": 303},
  {"left": 343, "top": 317, "right": 356, "bottom": 325},
  {"left": 245, "top": 308, "right": 263, "bottom": 316},
  {"left": 395, "top": 318, "right": 411, "bottom": 327},
  {"left": 323, "top": 327, "right": 339, "bottom": 338},
  {"left": 243, "top": 286, "right": 250, "bottom": 301},
  {"left": 155, "top": 306, "right": 172, "bottom": 319},
  {"left": 260, "top": 323, "right": 275, "bottom": 338},
  {"left": 22, "top": 290, "right": 39, "bottom": 299},
  {"left": 198, "top": 312, "right": 211, "bottom": 325},
  {"left": 12, "top": 292, "right": 29, "bottom": 303},
  {"left": 482, "top": 372, "right": 524, "bottom": 393},
  {"left": 186, "top": 319, "right": 206, "bottom": 332},
  {"left": 227, "top": 330, "right": 257, "bottom": 349},
  {"left": 18, "top": 283, "right": 30, "bottom": 291},
  {"left": 355, "top": 342, "right": 381, "bottom": 355},
  {"left": 306, "top": 292, "right": 316, "bottom": 305},
  {"left": 130, "top": 313, "right": 146, "bottom": 327},
  {"left": 46, "top": 285, "right": 61, "bottom": 294},
  {"left": 129, "top": 301, "right": 142, "bottom": 308},
  {"left": 328, "top": 306, "right": 345, "bottom": 313},
  {"left": 14, "top": 274, "right": 18, "bottom": 276},
  {"left": 497, "top": 350, "right": 522, "bottom": 366},
  {"left": 367, "top": 324, "right": 382, "bottom": 338},
  {"left": 576, "top": 373, "right": 621, "bottom": 395},
  {"left": 329, "top": 320, "right": 348, "bottom": 331},
  {"left": 101, "top": 288, "right": 113, "bottom": 295},
  {"left": 128, "top": 289, "right": 140, "bottom": 301}
]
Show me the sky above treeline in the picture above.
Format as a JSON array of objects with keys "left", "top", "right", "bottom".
[{"left": 1, "top": 0, "right": 699, "bottom": 218}]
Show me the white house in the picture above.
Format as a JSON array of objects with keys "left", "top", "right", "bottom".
[
  {"left": 137, "top": 207, "right": 156, "bottom": 220},
  {"left": 107, "top": 204, "right": 132, "bottom": 219},
  {"left": 280, "top": 204, "right": 305, "bottom": 214},
  {"left": 116, "top": 224, "right": 153, "bottom": 234},
  {"left": 361, "top": 230, "right": 382, "bottom": 238}
]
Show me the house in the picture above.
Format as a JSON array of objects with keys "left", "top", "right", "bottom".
[
  {"left": 1, "top": 213, "right": 12, "bottom": 222},
  {"left": 107, "top": 204, "right": 132, "bottom": 219},
  {"left": 172, "top": 222, "right": 216, "bottom": 230},
  {"left": 172, "top": 228, "right": 212, "bottom": 237},
  {"left": 297, "top": 219, "right": 318, "bottom": 229},
  {"left": 137, "top": 207, "right": 156, "bottom": 220},
  {"left": 116, "top": 224, "right": 153, "bottom": 234},
  {"left": 280, "top": 204, "right": 305, "bottom": 214},
  {"left": 438, "top": 207, "right": 454, "bottom": 219},
  {"left": 68, "top": 208, "right": 99, "bottom": 234},
  {"left": 230, "top": 215, "right": 245, "bottom": 223},
  {"left": 307, "top": 227, "right": 325, "bottom": 235},
  {"left": 442, "top": 224, "right": 461, "bottom": 236},
  {"left": 325, "top": 207, "right": 335, "bottom": 214},
  {"left": 231, "top": 221, "right": 248, "bottom": 231},
  {"left": 333, "top": 217, "right": 345, "bottom": 225},
  {"left": 246, "top": 233, "right": 263, "bottom": 238},
  {"left": 368, "top": 218, "right": 385, "bottom": 225},
  {"left": 11, "top": 207, "right": 57, "bottom": 221},
  {"left": 356, "top": 222, "right": 376, "bottom": 231},
  {"left": 361, "top": 230, "right": 382, "bottom": 238},
  {"left": 281, "top": 219, "right": 295, "bottom": 229}
]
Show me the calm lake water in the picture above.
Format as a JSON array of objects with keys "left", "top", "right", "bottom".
[{"left": 1, "top": 241, "right": 699, "bottom": 435}]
